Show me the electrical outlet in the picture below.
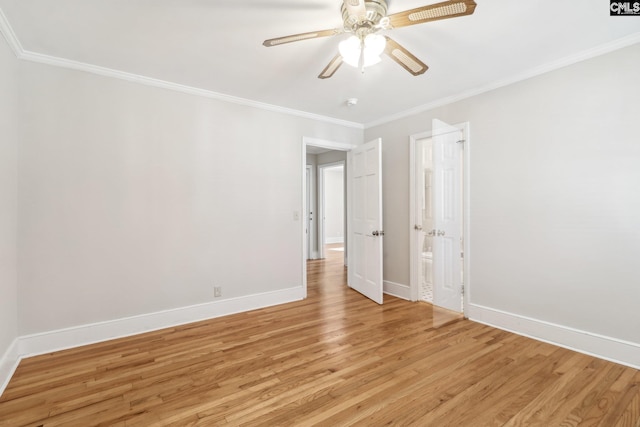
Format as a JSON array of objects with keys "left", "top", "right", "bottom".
[{"left": 214, "top": 286, "right": 222, "bottom": 298}]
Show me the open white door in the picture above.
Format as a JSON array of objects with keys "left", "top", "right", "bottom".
[
  {"left": 432, "top": 119, "right": 463, "bottom": 313},
  {"left": 348, "top": 139, "right": 383, "bottom": 304}
]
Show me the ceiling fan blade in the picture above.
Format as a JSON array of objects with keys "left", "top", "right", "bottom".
[
  {"left": 263, "top": 29, "right": 341, "bottom": 47},
  {"left": 388, "top": 0, "right": 477, "bottom": 28},
  {"left": 342, "top": 0, "right": 367, "bottom": 21},
  {"left": 318, "top": 54, "right": 344, "bottom": 79},
  {"left": 383, "top": 36, "right": 428, "bottom": 76}
]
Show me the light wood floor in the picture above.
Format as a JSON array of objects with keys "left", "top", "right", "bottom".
[{"left": 1, "top": 246, "right": 639, "bottom": 426}]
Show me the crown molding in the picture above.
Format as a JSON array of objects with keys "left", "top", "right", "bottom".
[
  {"left": 21, "top": 50, "right": 364, "bottom": 129},
  {"left": 0, "top": 7, "right": 363, "bottom": 130},
  {"left": 2, "top": 4, "right": 638, "bottom": 131},
  {"left": 364, "top": 32, "right": 640, "bottom": 129},
  {"left": 0, "top": 7, "right": 22, "bottom": 57}
]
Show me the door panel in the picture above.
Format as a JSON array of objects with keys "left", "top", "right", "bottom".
[{"left": 348, "top": 139, "right": 383, "bottom": 304}]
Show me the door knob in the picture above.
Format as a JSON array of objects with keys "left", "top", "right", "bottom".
[
  {"left": 437, "top": 230, "right": 446, "bottom": 236},
  {"left": 372, "top": 230, "right": 385, "bottom": 237},
  {"left": 414, "top": 225, "right": 423, "bottom": 231},
  {"left": 427, "top": 229, "right": 436, "bottom": 236}
]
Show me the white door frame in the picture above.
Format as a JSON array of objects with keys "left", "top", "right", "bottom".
[
  {"left": 302, "top": 137, "right": 357, "bottom": 298},
  {"left": 409, "top": 122, "right": 471, "bottom": 316},
  {"left": 317, "top": 161, "right": 346, "bottom": 261}
]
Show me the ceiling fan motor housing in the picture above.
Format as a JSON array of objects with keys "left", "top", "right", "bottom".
[{"left": 341, "top": 0, "right": 389, "bottom": 30}]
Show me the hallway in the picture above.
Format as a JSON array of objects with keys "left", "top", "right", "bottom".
[{"left": 307, "top": 243, "right": 346, "bottom": 300}]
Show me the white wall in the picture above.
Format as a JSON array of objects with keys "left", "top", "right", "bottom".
[
  {"left": 16, "top": 60, "right": 362, "bottom": 335},
  {"left": 366, "top": 44, "right": 640, "bottom": 362},
  {"left": 0, "top": 32, "right": 19, "bottom": 371}
]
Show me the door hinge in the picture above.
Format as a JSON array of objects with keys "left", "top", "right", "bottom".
[{"left": 461, "top": 285, "right": 465, "bottom": 296}]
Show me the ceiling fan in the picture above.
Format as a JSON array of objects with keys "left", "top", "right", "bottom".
[{"left": 263, "top": 0, "right": 477, "bottom": 79}]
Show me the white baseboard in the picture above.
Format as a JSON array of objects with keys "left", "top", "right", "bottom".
[
  {"left": 0, "top": 286, "right": 304, "bottom": 397},
  {"left": 0, "top": 338, "right": 20, "bottom": 397},
  {"left": 6, "top": 290, "right": 637, "bottom": 397},
  {"left": 384, "top": 280, "right": 411, "bottom": 301},
  {"left": 467, "top": 303, "right": 640, "bottom": 370},
  {"left": 325, "top": 237, "right": 344, "bottom": 244}
]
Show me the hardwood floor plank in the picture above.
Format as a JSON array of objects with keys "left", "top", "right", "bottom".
[
  {"left": 502, "top": 353, "right": 599, "bottom": 426},
  {"left": 577, "top": 368, "right": 639, "bottom": 426},
  {"left": 608, "top": 372, "right": 640, "bottom": 427},
  {"left": 613, "top": 390, "right": 640, "bottom": 427},
  {"left": 488, "top": 347, "right": 585, "bottom": 426},
  {"left": 556, "top": 363, "right": 628, "bottom": 426},
  {"left": 0, "top": 245, "right": 638, "bottom": 426}
]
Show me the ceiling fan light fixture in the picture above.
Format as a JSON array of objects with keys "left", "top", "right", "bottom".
[
  {"left": 339, "top": 34, "right": 386, "bottom": 68},
  {"left": 263, "top": 0, "right": 477, "bottom": 79},
  {"left": 338, "top": 36, "right": 361, "bottom": 66},
  {"left": 365, "top": 33, "right": 386, "bottom": 55}
]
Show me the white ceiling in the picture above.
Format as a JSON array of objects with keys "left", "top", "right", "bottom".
[{"left": 1, "top": 0, "right": 639, "bottom": 125}]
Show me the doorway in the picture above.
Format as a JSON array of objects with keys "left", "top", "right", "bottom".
[
  {"left": 302, "top": 137, "right": 385, "bottom": 305},
  {"left": 409, "top": 121, "right": 470, "bottom": 315},
  {"left": 317, "top": 162, "right": 346, "bottom": 263},
  {"left": 302, "top": 138, "right": 356, "bottom": 299},
  {"left": 413, "top": 136, "right": 435, "bottom": 303}
]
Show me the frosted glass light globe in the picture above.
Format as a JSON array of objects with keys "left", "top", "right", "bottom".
[{"left": 339, "top": 34, "right": 386, "bottom": 68}]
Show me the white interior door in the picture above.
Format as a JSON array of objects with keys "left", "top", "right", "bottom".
[
  {"left": 348, "top": 139, "right": 383, "bottom": 304},
  {"left": 432, "top": 119, "right": 463, "bottom": 312}
]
